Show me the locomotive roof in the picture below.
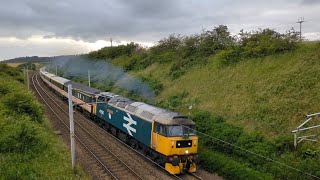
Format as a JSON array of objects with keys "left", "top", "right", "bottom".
[{"left": 109, "top": 96, "right": 195, "bottom": 125}]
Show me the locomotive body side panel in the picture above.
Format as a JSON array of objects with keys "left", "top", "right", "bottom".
[{"left": 96, "top": 103, "right": 152, "bottom": 147}]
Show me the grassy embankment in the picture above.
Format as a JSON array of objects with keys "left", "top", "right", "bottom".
[
  {"left": 133, "top": 42, "right": 320, "bottom": 179},
  {"left": 0, "top": 64, "right": 87, "bottom": 179},
  {"left": 84, "top": 27, "right": 320, "bottom": 179}
]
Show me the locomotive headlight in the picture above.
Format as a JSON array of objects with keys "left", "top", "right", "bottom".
[
  {"left": 171, "top": 141, "right": 174, "bottom": 145},
  {"left": 185, "top": 150, "right": 189, "bottom": 154},
  {"left": 194, "top": 140, "right": 197, "bottom": 145}
]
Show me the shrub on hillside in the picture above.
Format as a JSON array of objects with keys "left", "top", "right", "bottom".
[
  {"left": 88, "top": 42, "right": 140, "bottom": 60},
  {"left": 150, "top": 34, "right": 182, "bottom": 55},
  {"left": 1, "top": 91, "right": 44, "bottom": 123},
  {"left": 0, "top": 64, "right": 22, "bottom": 80},
  {"left": 0, "top": 117, "right": 47, "bottom": 154},
  {"left": 240, "top": 28, "right": 299, "bottom": 58},
  {"left": 17, "top": 63, "right": 36, "bottom": 70}
]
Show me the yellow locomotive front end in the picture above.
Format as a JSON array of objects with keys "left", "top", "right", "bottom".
[{"left": 151, "top": 117, "right": 199, "bottom": 174}]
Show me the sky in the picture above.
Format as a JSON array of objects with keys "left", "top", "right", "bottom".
[{"left": 0, "top": 0, "right": 319, "bottom": 60}]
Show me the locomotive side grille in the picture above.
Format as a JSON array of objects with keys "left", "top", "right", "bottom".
[
  {"left": 126, "top": 105, "right": 138, "bottom": 113},
  {"left": 176, "top": 140, "right": 192, "bottom": 148},
  {"left": 141, "top": 111, "right": 155, "bottom": 120}
]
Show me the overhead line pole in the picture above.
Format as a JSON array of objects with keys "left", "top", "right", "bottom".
[
  {"left": 23, "top": 67, "right": 26, "bottom": 85},
  {"left": 88, "top": 70, "right": 91, "bottom": 87},
  {"left": 26, "top": 65, "right": 29, "bottom": 90},
  {"left": 68, "top": 84, "right": 76, "bottom": 173}
]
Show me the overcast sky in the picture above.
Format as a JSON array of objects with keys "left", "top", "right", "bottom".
[{"left": 1, "top": 0, "right": 319, "bottom": 60}]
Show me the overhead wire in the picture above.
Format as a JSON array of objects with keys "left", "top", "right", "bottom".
[{"left": 180, "top": 124, "right": 320, "bottom": 179}]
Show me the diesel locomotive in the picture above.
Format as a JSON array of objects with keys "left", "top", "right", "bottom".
[{"left": 39, "top": 67, "right": 198, "bottom": 174}]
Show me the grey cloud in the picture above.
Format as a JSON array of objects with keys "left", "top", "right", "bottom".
[
  {"left": 301, "top": 0, "right": 320, "bottom": 5},
  {"left": 0, "top": 0, "right": 319, "bottom": 45}
]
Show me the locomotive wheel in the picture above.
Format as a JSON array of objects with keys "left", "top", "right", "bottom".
[{"left": 111, "top": 127, "right": 117, "bottom": 136}]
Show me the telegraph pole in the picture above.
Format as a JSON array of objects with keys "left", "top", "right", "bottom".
[
  {"left": 88, "top": 70, "right": 91, "bottom": 87},
  {"left": 55, "top": 65, "right": 58, "bottom": 75},
  {"left": 26, "top": 65, "right": 29, "bottom": 90},
  {"left": 68, "top": 84, "right": 76, "bottom": 173},
  {"left": 23, "top": 67, "right": 26, "bottom": 85},
  {"left": 297, "top": 17, "right": 305, "bottom": 41}
]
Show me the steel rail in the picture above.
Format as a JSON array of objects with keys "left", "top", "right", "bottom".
[
  {"left": 32, "top": 74, "right": 140, "bottom": 180},
  {"left": 36, "top": 73, "right": 182, "bottom": 180},
  {"left": 35, "top": 74, "right": 143, "bottom": 179}
]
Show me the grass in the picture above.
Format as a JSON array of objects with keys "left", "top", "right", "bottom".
[
  {"left": 5, "top": 62, "right": 23, "bottom": 67},
  {"left": 125, "top": 42, "right": 320, "bottom": 178},
  {"left": 0, "top": 64, "right": 88, "bottom": 179},
  {"left": 135, "top": 42, "right": 320, "bottom": 138},
  {"left": 47, "top": 41, "right": 320, "bottom": 178}
]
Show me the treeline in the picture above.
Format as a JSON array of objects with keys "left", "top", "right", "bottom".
[
  {"left": 2, "top": 55, "right": 79, "bottom": 63},
  {"left": 88, "top": 26, "right": 299, "bottom": 79}
]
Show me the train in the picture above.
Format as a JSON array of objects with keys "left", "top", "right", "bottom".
[{"left": 39, "top": 67, "right": 199, "bottom": 174}]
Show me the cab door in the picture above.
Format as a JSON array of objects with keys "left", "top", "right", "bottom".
[{"left": 151, "top": 121, "right": 158, "bottom": 150}]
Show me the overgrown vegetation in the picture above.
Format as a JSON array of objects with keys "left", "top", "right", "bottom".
[
  {"left": 17, "top": 62, "right": 37, "bottom": 70},
  {"left": 88, "top": 26, "right": 299, "bottom": 80},
  {"left": 192, "top": 111, "right": 320, "bottom": 179},
  {"left": 84, "top": 26, "right": 319, "bottom": 179},
  {"left": 0, "top": 64, "right": 85, "bottom": 179}
]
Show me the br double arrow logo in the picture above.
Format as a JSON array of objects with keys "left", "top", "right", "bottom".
[{"left": 123, "top": 113, "right": 137, "bottom": 136}]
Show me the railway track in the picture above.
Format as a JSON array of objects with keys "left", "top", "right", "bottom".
[
  {"left": 32, "top": 72, "right": 205, "bottom": 180},
  {"left": 186, "top": 172, "right": 203, "bottom": 180},
  {"left": 31, "top": 73, "right": 143, "bottom": 180}
]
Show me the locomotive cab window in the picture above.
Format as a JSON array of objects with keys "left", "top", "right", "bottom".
[
  {"left": 168, "top": 125, "right": 196, "bottom": 137},
  {"left": 98, "top": 96, "right": 105, "bottom": 102},
  {"left": 153, "top": 122, "right": 167, "bottom": 136}
]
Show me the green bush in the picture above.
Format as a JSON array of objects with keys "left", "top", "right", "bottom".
[
  {"left": 1, "top": 92, "right": 44, "bottom": 123},
  {"left": 240, "top": 28, "right": 299, "bottom": 58},
  {"left": 0, "top": 63, "right": 23, "bottom": 80},
  {"left": 0, "top": 117, "right": 47, "bottom": 154},
  {"left": 17, "top": 62, "right": 36, "bottom": 70},
  {"left": 88, "top": 42, "right": 139, "bottom": 60},
  {"left": 0, "top": 68, "right": 83, "bottom": 178}
]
